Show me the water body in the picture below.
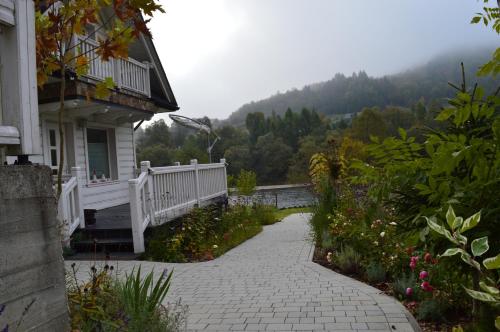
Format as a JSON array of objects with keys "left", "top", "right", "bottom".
[{"left": 229, "top": 184, "right": 317, "bottom": 209}]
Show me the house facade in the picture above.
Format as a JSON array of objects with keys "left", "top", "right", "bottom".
[
  {"left": 0, "top": 0, "right": 40, "bottom": 160},
  {"left": 36, "top": 23, "right": 179, "bottom": 210},
  {"left": 1, "top": 3, "right": 228, "bottom": 253}
]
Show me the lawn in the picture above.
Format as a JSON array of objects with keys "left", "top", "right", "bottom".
[{"left": 274, "top": 207, "right": 313, "bottom": 221}]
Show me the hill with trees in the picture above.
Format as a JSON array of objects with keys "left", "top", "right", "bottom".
[
  {"left": 137, "top": 46, "right": 498, "bottom": 186},
  {"left": 226, "top": 47, "right": 497, "bottom": 126}
]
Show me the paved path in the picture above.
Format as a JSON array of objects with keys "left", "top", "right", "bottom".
[{"left": 68, "top": 214, "right": 418, "bottom": 332}]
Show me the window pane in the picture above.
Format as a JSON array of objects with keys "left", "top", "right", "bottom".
[
  {"left": 50, "top": 149, "right": 57, "bottom": 166},
  {"left": 87, "top": 128, "right": 108, "bottom": 143},
  {"left": 49, "top": 130, "right": 56, "bottom": 147},
  {"left": 87, "top": 129, "right": 109, "bottom": 179}
]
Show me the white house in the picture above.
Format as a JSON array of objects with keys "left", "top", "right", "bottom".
[
  {"left": 1, "top": 3, "right": 228, "bottom": 253},
  {"left": 36, "top": 24, "right": 180, "bottom": 211},
  {"left": 0, "top": 0, "right": 40, "bottom": 160}
]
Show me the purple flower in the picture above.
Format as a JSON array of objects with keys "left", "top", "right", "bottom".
[
  {"left": 0, "top": 304, "right": 5, "bottom": 315},
  {"left": 1, "top": 324, "right": 8, "bottom": 332},
  {"left": 161, "top": 268, "right": 169, "bottom": 279},
  {"left": 405, "top": 287, "right": 413, "bottom": 297}
]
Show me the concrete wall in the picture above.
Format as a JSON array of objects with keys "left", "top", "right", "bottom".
[
  {"left": 230, "top": 184, "right": 316, "bottom": 209},
  {"left": 0, "top": 166, "right": 68, "bottom": 331}
]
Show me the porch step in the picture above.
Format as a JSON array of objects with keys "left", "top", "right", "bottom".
[
  {"left": 75, "top": 238, "right": 133, "bottom": 245},
  {"left": 72, "top": 236, "right": 134, "bottom": 253},
  {"left": 71, "top": 227, "right": 134, "bottom": 254},
  {"left": 67, "top": 251, "right": 140, "bottom": 261}
]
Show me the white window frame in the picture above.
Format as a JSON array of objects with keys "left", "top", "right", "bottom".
[
  {"left": 44, "top": 121, "right": 67, "bottom": 175},
  {"left": 84, "top": 123, "right": 119, "bottom": 186}
]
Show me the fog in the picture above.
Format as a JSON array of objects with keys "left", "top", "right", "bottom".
[{"left": 148, "top": 0, "right": 498, "bottom": 122}]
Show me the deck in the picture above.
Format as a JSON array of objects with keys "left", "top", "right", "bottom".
[
  {"left": 86, "top": 204, "right": 132, "bottom": 230},
  {"left": 60, "top": 159, "right": 229, "bottom": 253}
]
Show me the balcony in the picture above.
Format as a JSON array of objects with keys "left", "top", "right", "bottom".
[{"left": 78, "top": 37, "right": 151, "bottom": 97}]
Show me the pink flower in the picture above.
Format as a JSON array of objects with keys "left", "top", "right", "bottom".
[
  {"left": 419, "top": 271, "right": 429, "bottom": 280},
  {"left": 405, "top": 287, "right": 413, "bottom": 297},
  {"left": 424, "top": 252, "right": 432, "bottom": 263},
  {"left": 420, "top": 281, "right": 434, "bottom": 292},
  {"left": 409, "top": 261, "right": 417, "bottom": 271},
  {"left": 409, "top": 256, "right": 419, "bottom": 270}
]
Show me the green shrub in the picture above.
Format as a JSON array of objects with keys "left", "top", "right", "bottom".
[
  {"left": 236, "top": 170, "right": 257, "bottom": 197},
  {"left": 392, "top": 273, "right": 417, "bottom": 301},
  {"left": 310, "top": 178, "right": 337, "bottom": 245},
  {"left": 365, "top": 261, "right": 387, "bottom": 283},
  {"left": 67, "top": 264, "right": 185, "bottom": 331},
  {"left": 144, "top": 204, "right": 264, "bottom": 262},
  {"left": 253, "top": 204, "right": 277, "bottom": 225},
  {"left": 67, "top": 264, "right": 124, "bottom": 330},
  {"left": 335, "top": 245, "right": 362, "bottom": 275},
  {"left": 416, "top": 299, "right": 446, "bottom": 322}
]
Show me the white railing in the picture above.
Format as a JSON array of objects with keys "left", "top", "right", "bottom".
[
  {"left": 77, "top": 37, "right": 151, "bottom": 97},
  {"left": 58, "top": 167, "right": 84, "bottom": 242},
  {"left": 129, "top": 159, "right": 228, "bottom": 253}
]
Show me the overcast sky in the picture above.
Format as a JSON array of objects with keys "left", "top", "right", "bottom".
[{"left": 148, "top": 0, "right": 497, "bottom": 123}]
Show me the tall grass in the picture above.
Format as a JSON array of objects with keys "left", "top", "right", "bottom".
[{"left": 117, "top": 266, "right": 179, "bottom": 331}]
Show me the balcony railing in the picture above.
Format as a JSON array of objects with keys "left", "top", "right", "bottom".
[{"left": 77, "top": 37, "right": 151, "bottom": 97}]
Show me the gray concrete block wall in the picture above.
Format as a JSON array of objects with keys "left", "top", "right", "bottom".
[
  {"left": 0, "top": 166, "right": 69, "bottom": 331},
  {"left": 230, "top": 184, "right": 317, "bottom": 209}
]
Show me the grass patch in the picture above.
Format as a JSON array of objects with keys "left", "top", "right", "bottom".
[
  {"left": 211, "top": 219, "right": 262, "bottom": 257},
  {"left": 274, "top": 207, "right": 313, "bottom": 221}
]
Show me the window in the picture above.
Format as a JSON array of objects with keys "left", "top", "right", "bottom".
[
  {"left": 46, "top": 123, "right": 61, "bottom": 175},
  {"left": 86, "top": 128, "right": 118, "bottom": 182}
]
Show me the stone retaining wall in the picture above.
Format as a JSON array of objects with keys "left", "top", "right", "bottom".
[
  {"left": 0, "top": 166, "right": 69, "bottom": 331},
  {"left": 230, "top": 184, "right": 316, "bottom": 209}
]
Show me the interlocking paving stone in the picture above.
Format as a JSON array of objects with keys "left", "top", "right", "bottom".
[{"left": 67, "top": 213, "right": 419, "bottom": 331}]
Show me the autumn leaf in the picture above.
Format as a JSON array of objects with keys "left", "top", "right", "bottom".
[
  {"left": 95, "top": 81, "right": 111, "bottom": 99},
  {"left": 75, "top": 55, "right": 89, "bottom": 76}
]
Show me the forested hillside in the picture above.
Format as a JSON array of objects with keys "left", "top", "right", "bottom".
[
  {"left": 137, "top": 46, "right": 498, "bottom": 186},
  {"left": 226, "top": 47, "right": 497, "bottom": 126}
]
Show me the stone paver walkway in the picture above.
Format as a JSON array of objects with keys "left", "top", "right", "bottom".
[{"left": 68, "top": 214, "right": 419, "bottom": 332}]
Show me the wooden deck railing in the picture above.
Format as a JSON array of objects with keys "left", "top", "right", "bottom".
[
  {"left": 58, "top": 167, "right": 85, "bottom": 242},
  {"left": 129, "top": 159, "right": 228, "bottom": 253},
  {"left": 77, "top": 37, "right": 151, "bottom": 97}
]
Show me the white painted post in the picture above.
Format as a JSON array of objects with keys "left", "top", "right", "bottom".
[
  {"left": 57, "top": 188, "right": 69, "bottom": 241},
  {"left": 141, "top": 161, "right": 154, "bottom": 225},
  {"left": 191, "top": 159, "right": 200, "bottom": 206},
  {"left": 140, "top": 160, "right": 150, "bottom": 173},
  {"left": 173, "top": 161, "right": 180, "bottom": 166},
  {"left": 114, "top": 58, "right": 122, "bottom": 89},
  {"left": 71, "top": 166, "right": 85, "bottom": 229},
  {"left": 129, "top": 161, "right": 150, "bottom": 253},
  {"left": 143, "top": 61, "right": 151, "bottom": 97},
  {"left": 128, "top": 177, "right": 145, "bottom": 253},
  {"left": 220, "top": 158, "right": 228, "bottom": 194}
]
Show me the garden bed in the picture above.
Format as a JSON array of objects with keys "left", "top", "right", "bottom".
[
  {"left": 141, "top": 204, "right": 277, "bottom": 263},
  {"left": 313, "top": 246, "right": 475, "bottom": 332}
]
